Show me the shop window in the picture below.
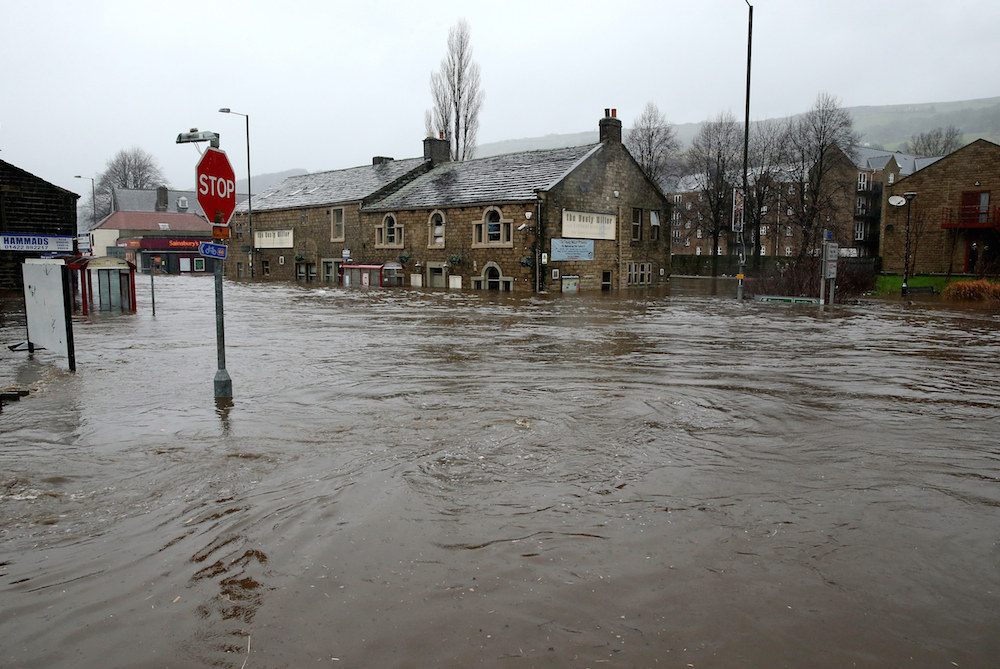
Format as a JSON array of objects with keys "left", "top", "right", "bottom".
[{"left": 193, "top": 258, "right": 205, "bottom": 272}]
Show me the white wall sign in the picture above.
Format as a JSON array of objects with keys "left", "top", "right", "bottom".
[
  {"left": 1, "top": 234, "right": 74, "bottom": 252},
  {"left": 254, "top": 229, "right": 294, "bottom": 249},
  {"left": 561, "top": 210, "right": 616, "bottom": 240}
]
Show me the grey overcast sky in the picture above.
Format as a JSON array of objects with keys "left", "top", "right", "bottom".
[{"left": 2, "top": 0, "right": 997, "bottom": 198}]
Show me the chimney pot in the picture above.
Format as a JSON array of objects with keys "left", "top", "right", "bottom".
[{"left": 605, "top": 108, "right": 610, "bottom": 117}]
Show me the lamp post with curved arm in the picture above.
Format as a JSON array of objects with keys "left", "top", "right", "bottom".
[{"left": 219, "top": 108, "right": 254, "bottom": 278}]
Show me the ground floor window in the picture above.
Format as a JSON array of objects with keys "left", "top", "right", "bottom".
[
  {"left": 472, "top": 263, "right": 513, "bottom": 291},
  {"left": 626, "top": 262, "right": 652, "bottom": 285},
  {"left": 194, "top": 258, "right": 205, "bottom": 272},
  {"left": 262, "top": 259, "right": 270, "bottom": 276}
]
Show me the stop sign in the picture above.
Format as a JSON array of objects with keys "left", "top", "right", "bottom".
[{"left": 196, "top": 147, "right": 237, "bottom": 225}]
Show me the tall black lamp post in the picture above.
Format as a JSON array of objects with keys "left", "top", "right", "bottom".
[
  {"left": 219, "top": 108, "right": 254, "bottom": 278},
  {"left": 889, "top": 191, "right": 918, "bottom": 295}
]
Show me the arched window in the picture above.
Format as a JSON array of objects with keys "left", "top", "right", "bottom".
[
  {"left": 376, "top": 214, "right": 403, "bottom": 247},
  {"left": 428, "top": 211, "right": 445, "bottom": 248},
  {"left": 473, "top": 208, "right": 512, "bottom": 247},
  {"left": 486, "top": 266, "right": 501, "bottom": 290}
]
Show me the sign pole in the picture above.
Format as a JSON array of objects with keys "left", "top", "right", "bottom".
[{"left": 213, "top": 257, "right": 232, "bottom": 398}]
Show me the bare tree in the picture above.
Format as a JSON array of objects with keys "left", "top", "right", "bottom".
[
  {"left": 901, "top": 126, "right": 963, "bottom": 157},
  {"left": 79, "top": 147, "right": 167, "bottom": 229},
  {"left": 686, "top": 111, "right": 743, "bottom": 276},
  {"left": 428, "top": 19, "right": 485, "bottom": 161},
  {"left": 784, "top": 93, "right": 859, "bottom": 256},
  {"left": 742, "top": 119, "right": 788, "bottom": 267},
  {"left": 625, "top": 102, "right": 679, "bottom": 185}
]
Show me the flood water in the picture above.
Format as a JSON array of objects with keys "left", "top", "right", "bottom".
[{"left": 1, "top": 275, "right": 998, "bottom": 668}]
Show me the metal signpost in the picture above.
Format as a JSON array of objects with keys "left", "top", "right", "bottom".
[{"left": 192, "top": 144, "right": 237, "bottom": 399}]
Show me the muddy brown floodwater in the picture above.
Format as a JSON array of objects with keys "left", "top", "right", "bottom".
[{"left": 1, "top": 275, "right": 999, "bottom": 668}]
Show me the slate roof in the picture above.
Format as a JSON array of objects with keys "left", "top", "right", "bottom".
[
  {"left": 112, "top": 188, "right": 249, "bottom": 220},
  {"left": 851, "top": 147, "right": 943, "bottom": 175},
  {"left": 238, "top": 157, "right": 428, "bottom": 213},
  {"left": 94, "top": 211, "right": 213, "bottom": 233},
  {"left": 365, "top": 144, "right": 602, "bottom": 211}
]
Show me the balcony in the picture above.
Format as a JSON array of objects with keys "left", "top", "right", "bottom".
[{"left": 941, "top": 205, "right": 1000, "bottom": 229}]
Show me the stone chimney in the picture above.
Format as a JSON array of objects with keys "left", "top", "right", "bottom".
[
  {"left": 155, "top": 185, "right": 168, "bottom": 212},
  {"left": 424, "top": 133, "right": 451, "bottom": 165},
  {"left": 599, "top": 108, "right": 622, "bottom": 144},
  {"left": 372, "top": 156, "right": 394, "bottom": 166}
]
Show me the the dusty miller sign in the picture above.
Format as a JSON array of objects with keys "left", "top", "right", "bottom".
[{"left": 561, "top": 210, "right": 616, "bottom": 240}]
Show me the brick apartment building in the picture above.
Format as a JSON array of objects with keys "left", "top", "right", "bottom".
[
  {"left": 667, "top": 145, "right": 934, "bottom": 267},
  {"left": 227, "top": 110, "right": 670, "bottom": 292},
  {"left": 882, "top": 139, "right": 1000, "bottom": 276}
]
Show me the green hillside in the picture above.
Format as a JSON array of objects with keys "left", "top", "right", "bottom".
[{"left": 477, "top": 96, "right": 1000, "bottom": 157}]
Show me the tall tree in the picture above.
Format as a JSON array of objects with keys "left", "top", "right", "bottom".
[
  {"left": 428, "top": 19, "right": 484, "bottom": 161},
  {"left": 783, "top": 93, "right": 859, "bottom": 256},
  {"left": 625, "top": 102, "right": 679, "bottom": 185},
  {"left": 744, "top": 119, "right": 788, "bottom": 265},
  {"left": 686, "top": 111, "right": 743, "bottom": 277},
  {"left": 81, "top": 147, "right": 167, "bottom": 229},
  {"left": 901, "top": 126, "right": 963, "bottom": 157}
]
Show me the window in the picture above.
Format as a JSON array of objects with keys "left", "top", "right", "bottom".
[
  {"left": 650, "top": 212, "right": 661, "bottom": 241},
  {"left": 193, "top": 258, "right": 205, "bottom": 272},
  {"left": 262, "top": 259, "right": 270, "bottom": 276},
  {"left": 685, "top": 201, "right": 692, "bottom": 210},
  {"left": 857, "top": 172, "right": 868, "bottom": 191},
  {"left": 428, "top": 211, "right": 445, "bottom": 248},
  {"left": 760, "top": 225, "right": 768, "bottom": 237},
  {"left": 888, "top": 173, "right": 895, "bottom": 185},
  {"left": 760, "top": 245, "right": 766, "bottom": 256},
  {"left": 626, "top": 262, "right": 652, "bottom": 285},
  {"left": 856, "top": 198, "right": 867, "bottom": 215},
  {"left": 787, "top": 207, "right": 794, "bottom": 217},
  {"left": 158, "top": 222, "right": 170, "bottom": 230},
  {"left": 473, "top": 208, "right": 512, "bottom": 247},
  {"left": 761, "top": 206, "right": 768, "bottom": 215},
  {"left": 684, "top": 239, "right": 690, "bottom": 247},
  {"left": 632, "top": 208, "right": 642, "bottom": 241},
  {"left": 685, "top": 221, "right": 691, "bottom": 229},
  {"left": 672, "top": 211, "right": 681, "bottom": 224},
  {"left": 696, "top": 228, "right": 703, "bottom": 239},
  {"left": 672, "top": 229, "right": 681, "bottom": 240},
  {"left": 695, "top": 246, "right": 702, "bottom": 256},
  {"left": 330, "top": 208, "right": 344, "bottom": 241},
  {"left": 855, "top": 220, "right": 866, "bottom": 241},
  {"left": 376, "top": 214, "right": 403, "bottom": 247},
  {"left": 673, "top": 194, "right": 681, "bottom": 203},
  {"left": 784, "top": 246, "right": 792, "bottom": 256}
]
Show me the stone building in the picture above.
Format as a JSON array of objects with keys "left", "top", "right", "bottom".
[
  {"left": 882, "top": 139, "right": 1000, "bottom": 276},
  {"left": 0, "top": 159, "right": 79, "bottom": 289},
  {"left": 229, "top": 110, "right": 670, "bottom": 292},
  {"left": 225, "top": 156, "right": 429, "bottom": 281}
]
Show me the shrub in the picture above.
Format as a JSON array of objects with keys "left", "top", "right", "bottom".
[{"left": 943, "top": 280, "right": 1000, "bottom": 302}]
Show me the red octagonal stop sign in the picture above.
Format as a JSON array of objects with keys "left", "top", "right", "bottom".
[{"left": 196, "top": 147, "right": 237, "bottom": 225}]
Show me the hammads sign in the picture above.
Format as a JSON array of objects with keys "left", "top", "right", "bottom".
[{"left": 196, "top": 147, "right": 237, "bottom": 225}]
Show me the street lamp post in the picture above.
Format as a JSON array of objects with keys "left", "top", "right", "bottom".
[
  {"left": 901, "top": 191, "right": 917, "bottom": 295},
  {"left": 73, "top": 175, "right": 96, "bottom": 231},
  {"left": 219, "top": 108, "right": 254, "bottom": 278}
]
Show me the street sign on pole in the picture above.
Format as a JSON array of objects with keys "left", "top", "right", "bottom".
[
  {"left": 196, "top": 148, "right": 237, "bottom": 226},
  {"left": 199, "top": 241, "right": 228, "bottom": 259}
]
